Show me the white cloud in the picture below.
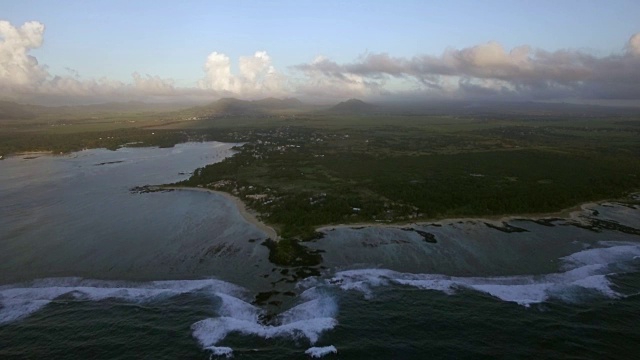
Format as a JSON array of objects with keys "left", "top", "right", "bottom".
[
  {"left": 626, "top": 33, "right": 640, "bottom": 57},
  {"left": 200, "top": 52, "right": 236, "bottom": 92},
  {"left": 291, "top": 55, "right": 384, "bottom": 99},
  {"left": 132, "top": 72, "right": 177, "bottom": 95},
  {"left": 239, "top": 51, "right": 272, "bottom": 82},
  {"left": 0, "top": 20, "right": 198, "bottom": 104},
  {"left": 293, "top": 33, "right": 640, "bottom": 100},
  {"left": 0, "top": 20, "right": 48, "bottom": 89},
  {"left": 200, "top": 50, "right": 287, "bottom": 96},
  {"left": 1, "top": 19, "right": 640, "bottom": 105}
]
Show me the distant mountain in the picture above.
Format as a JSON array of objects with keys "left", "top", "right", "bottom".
[
  {"left": 197, "top": 98, "right": 258, "bottom": 115},
  {"left": 0, "top": 101, "right": 39, "bottom": 120},
  {"left": 327, "top": 99, "right": 376, "bottom": 114},
  {"left": 187, "top": 97, "right": 306, "bottom": 117},
  {"left": 253, "top": 97, "right": 304, "bottom": 109}
]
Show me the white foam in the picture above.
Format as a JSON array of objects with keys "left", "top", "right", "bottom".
[
  {"left": 0, "top": 299, "right": 50, "bottom": 324},
  {"left": 207, "top": 346, "right": 233, "bottom": 358},
  {"left": 0, "top": 276, "right": 340, "bottom": 354},
  {"left": 321, "top": 268, "right": 393, "bottom": 300},
  {"left": 192, "top": 290, "right": 338, "bottom": 350},
  {"left": 322, "top": 242, "right": 640, "bottom": 307},
  {"left": 560, "top": 242, "right": 640, "bottom": 269},
  {"left": 0, "top": 277, "right": 245, "bottom": 325},
  {"left": 305, "top": 345, "right": 337, "bottom": 358},
  {"left": 215, "top": 293, "right": 260, "bottom": 322},
  {"left": 278, "top": 296, "right": 337, "bottom": 326}
]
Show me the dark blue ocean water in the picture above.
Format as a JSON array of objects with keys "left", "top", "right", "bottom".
[{"left": 1, "top": 143, "right": 639, "bottom": 359}]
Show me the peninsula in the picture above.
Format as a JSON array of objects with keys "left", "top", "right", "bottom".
[{"left": 2, "top": 98, "right": 640, "bottom": 265}]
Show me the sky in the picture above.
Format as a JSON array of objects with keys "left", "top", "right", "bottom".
[{"left": 1, "top": 0, "right": 640, "bottom": 105}]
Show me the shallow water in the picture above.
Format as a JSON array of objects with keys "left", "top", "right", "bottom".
[
  {"left": 1, "top": 143, "right": 639, "bottom": 359},
  {"left": 0, "top": 143, "right": 273, "bottom": 287}
]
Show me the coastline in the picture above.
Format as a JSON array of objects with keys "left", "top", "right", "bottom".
[
  {"left": 6, "top": 151, "right": 54, "bottom": 159},
  {"left": 169, "top": 185, "right": 635, "bottom": 239},
  {"left": 315, "top": 199, "right": 619, "bottom": 233},
  {"left": 163, "top": 186, "right": 279, "bottom": 240}
]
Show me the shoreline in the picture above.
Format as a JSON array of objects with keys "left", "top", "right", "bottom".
[
  {"left": 169, "top": 185, "right": 636, "bottom": 238},
  {"left": 316, "top": 197, "right": 635, "bottom": 231},
  {"left": 315, "top": 199, "right": 623, "bottom": 232},
  {"left": 6, "top": 151, "right": 54, "bottom": 159},
  {"left": 162, "top": 186, "right": 279, "bottom": 240}
]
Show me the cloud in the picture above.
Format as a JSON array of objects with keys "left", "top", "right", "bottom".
[
  {"left": 0, "top": 20, "right": 48, "bottom": 89},
  {"left": 1, "top": 19, "right": 639, "bottom": 105},
  {"left": 0, "top": 20, "right": 200, "bottom": 104},
  {"left": 0, "top": 19, "right": 288, "bottom": 105},
  {"left": 132, "top": 72, "right": 177, "bottom": 95},
  {"left": 200, "top": 52, "right": 235, "bottom": 92},
  {"left": 292, "top": 33, "right": 640, "bottom": 100},
  {"left": 199, "top": 50, "right": 287, "bottom": 96},
  {"left": 292, "top": 55, "right": 384, "bottom": 98},
  {"left": 627, "top": 33, "right": 640, "bottom": 56}
]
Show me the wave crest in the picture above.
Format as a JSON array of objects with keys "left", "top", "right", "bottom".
[{"left": 314, "top": 242, "right": 640, "bottom": 306}]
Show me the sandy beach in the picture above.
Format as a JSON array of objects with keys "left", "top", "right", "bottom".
[
  {"left": 9, "top": 151, "right": 54, "bottom": 159},
  {"left": 164, "top": 186, "right": 279, "bottom": 240}
]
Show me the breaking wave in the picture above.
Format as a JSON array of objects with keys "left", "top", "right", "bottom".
[
  {"left": 0, "top": 277, "right": 340, "bottom": 357},
  {"left": 305, "top": 345, "right": 338, "bottom": 358},
  {"left": 0, "top": 277, "right": 244, "bottom": 325},
  {"left": 2, "top": 241, "right": 637, "bottom": 357},
  {"left": 311, "top": 242, "right": 640, "bottom": 307},
  {"left": 191, "top": 289, "right": 338, "bottom": 357}
]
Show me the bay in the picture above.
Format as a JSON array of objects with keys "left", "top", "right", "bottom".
[{"left": 1, "top": 143, "right": 639, "bottom": 359}]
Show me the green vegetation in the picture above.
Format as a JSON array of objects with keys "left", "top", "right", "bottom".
[
  {"left": 176, "top": 115, "right": 640, "bottom": 242},
  {"left": 0, "top": 128, "right": 193, "bottom": 155},
  {"left": 2, "top": 98, "right": 640, "bottom": 266},
  {"left": 261, "top": 238, "right": 323, "bottom": 266}
]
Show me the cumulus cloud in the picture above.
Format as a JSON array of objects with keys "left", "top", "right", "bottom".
[
  {"left": 199, "top": 50, "right": 287, "bottom": 96},
  {"left": 200, "top": 52, "right": 235, "bottom": 92},
  {"left": 627, "top": 33, "right": 640, "bottom": 57},
  {"left": 293, "top": 33, "right": 640, "bottom": 100},
  {"left": 1, "top": 19, "right": 640, "bottom": 104},
  {"left": 292, "top": 55, "right": 384, "bottom": 98},
  {"left": 0, "top": 20, "right": 48, "bottom": 89},
  {"left": 0, "top": 20, "right": 199, "bottom": 104}
]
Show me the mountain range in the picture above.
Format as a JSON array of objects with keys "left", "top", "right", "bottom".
[{"left": 2, "top": 96, "right": 638, "bottom": 122}]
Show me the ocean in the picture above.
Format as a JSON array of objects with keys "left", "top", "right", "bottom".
[{"left": 1, "top": 142, "right": 639, "bottom": 359}]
